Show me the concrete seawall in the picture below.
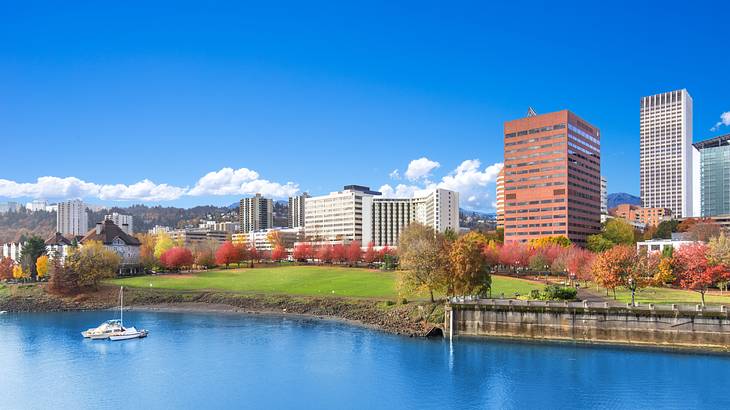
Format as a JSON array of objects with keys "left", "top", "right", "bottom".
[{"left": 444, "top": 299, "right": 730, "bottom": 351}]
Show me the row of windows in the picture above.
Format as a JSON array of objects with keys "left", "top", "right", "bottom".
[
  {"left": 505, "top": 206, "right": 567, "bottom": 214},
  {"left": 505, "top": 222, "right": 567, "bottom": 229},
  {"left": 506, "top": 173, "right": 566, "bottom": 184},
  {"left": 507, "top": 150, "right": 564, "bottom": 161},
  {"left": 505, "top": 181, "right": 565, "bottom": 191},
  {"left": 505, "top": 123, "right": 566, "bottom": 139},
  {"left": 506, "top": 198, "right": 565, "bottom": 207},
  {"left": 505, "top": 141, "right": 564, "bottom": 155},
  {"left": 505, "top": 133, "right": 564, "bottom": 147},
  {"left": 568, "top": 124, "right": 600, "bottom": 146}
]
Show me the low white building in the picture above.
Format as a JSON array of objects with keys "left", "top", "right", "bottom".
[
  {"left": 636, "top": 238, "right": 697, "bottom": 254},
  {"left": 149, "top": 225, "right": 171, "bottom": 234},
  {"left": 304, "top": 185, "right": 377, "bottom": 245},
  {"left": 232, "top": 227, "right": 305, "bottom": 251}
]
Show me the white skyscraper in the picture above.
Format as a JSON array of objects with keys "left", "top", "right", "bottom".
[
  {"left": 105, "top": 212, "right": 134, "bottom": 235},
  {"left": 57, "top": 199, "right": 89, "bottom": 236},
  {"left": 640, "top": 89, "right": 699, "bottom": 217},
  {"left": 304, "top": 185, "right": 378, "bottom": 245}
]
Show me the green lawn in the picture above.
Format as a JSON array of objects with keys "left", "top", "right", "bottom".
[
  {"left": 585, "top": 284, "right": 730, "bottom": 306},
  {"left": 109, "top": 265, "right": 542, "bottom": 300}
]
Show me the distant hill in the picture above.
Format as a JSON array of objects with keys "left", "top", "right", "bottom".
[{"left": 608, "top": 193, "right": 641, "bottom": 209}]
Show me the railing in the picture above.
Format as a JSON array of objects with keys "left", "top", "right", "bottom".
[{"left": 448, "top": 296, "right": 729, "bottom": 315}]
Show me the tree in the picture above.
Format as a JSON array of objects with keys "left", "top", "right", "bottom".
[
  {"left": 448, "top": 232, "right": 493, "bottom": 297},
  {"left": 565, "top": 247, "right": 594, "bottom": 285},
  {"left": 591, "top": 245, "right": 634, "bottom": 299},
  {"left": 271, "top": 245, "right": 286, "bottom": 262},
  {"left": 654, "top": 220, "right": 680, "bottom": 239},
  {"left": 12, "top": 264, "right": 27, "bottom": 280},
  {"left": 687, "top": 221, "right": 721, "bottom": 242},
  {"left": 136, "top": 233, "right": 158, "bottom": 269},
  {"left": 36, "top": 255, "right": 49, "bottom": 279},
  {"left": 653, "top": 256, "right": 675, "bottom": 286},
  {"left": 48, "top": 257, "right": 79, "bottom": 294},
  {"left": 293, "top": 243, "right": 312, "bottom": 262},
  {"left": 363, "top": 242, "right": 377, "bottom": 264},
  {"left": 19, "top": 235, "right": 46, "bottom": 280},
  {"left": 65, "top": 241, "right": 121, "bottom": 289},
  {"left": 160, "top": 247, "right": 194, "bottom": 271},
  {"left": 499, "top": 242, "right": 532, "bottom": 271},
  {"left": 248, "top": 246, "right": 259, "bottom": 266},
  {"left": 529, "top": 236, "right": 572, "bottom": 248},
  {"left": 332, "top": 244, "right": 347, "bottom": 264},
  {"left": 215, "top": 241, "right": 238, "bottom": 268},
  {"left": 397, "top": 223, "right": 448, "bottom": 302},
  {"left": 674, "top": 243, "right": 725, "bottom": 306},
  {"left": 0, "top": 257, "right": 14, "bottom": 281},
  {"left": 266, "top": 230, "right": 283, "bottom": 248},
  {"left": 603, "top": 219, "right": 635, "bottom": 245},
  {"left": 193, "top": 240, "right": 217, "bottom": 269},
  {"left": 346, "top": 241, "right": 362, "bottom": 265},
  {"left": 154, "top": 231, "right": 174, "bottom": 259},
  {"left": 317, "top": 245, "right": 333, "bottom": 264}
]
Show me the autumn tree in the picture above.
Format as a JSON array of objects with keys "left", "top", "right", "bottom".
[
  {"left": 247, "top": 246, "right": 259, "bottom": 267},
  {"left": 36, "top": 255, "right": 49, "bottom": 280},
  {"left": 267, "top": 230, "right": 283, "bottom": 248},
  {"left": 12, "top": 264, "right": 26, "bottom": 281},
  {"left": 154, "top": 231, "right": 174, "bottom": 259},
  {"left": 448, "top": 231, "right": 493, "bottom": 297},
  {"left": 346, "top": 241, "right": 362, "bottom": 266},
  {"left": 588, "top": 218, "right": 635, "bottom": 252},
  {"left": 19, "top": 235, "right": 46, "bottom": 280},
  {"left": 0, "top": 257, "right": 14, "bottom": 281},
  {"left": 136, "top": 233, "right": 158, "bottom": 269},
  {"left": 591, "top": 245, "right": 635, "bottom": 300},
  {"left": 674, "top": 243, "right": 725, "bottom": 306},
  {"left": 565, "top": 247, "right": 595, "bottom": 285},
  {"left": 193, "top": 240, "right": 217, "bottom": 269},
  {"left": 160, "top": 247, "right": 194, "bottom": 271},
  {"left": 499, "top": 242, "right": 531, "bottom": 271},
  {"left": 292, "top": 243, "right": 312, "bottom": 262},
  {"left": 363, "top": 242, "right": 377, "bottom": 264},
  {"left": 687, "top": 220, "right": 721, "bottom": 242},
  {"left": 317, "top": 245, "right": 333, "bottom": 264},
  {"left": 397, "top": 223, "right": 448, "bottom": 302},
  {"left": 48, "top": 257, "right": 79, "bottom": 294},
  {"left": 215, "top": 241, "right": 238, "bottom": 268},
  {"left": 332, "top": 244, "right": 347, "bottom": 264},
  {"left": 271, "top": 245, "right": 286, "bottom": 262},
  {"left": 653, "top": 256, "right": 675, "bottom": 286},
  {"left": 529, "top": 236, "right": 572, "bottom": 248},
  {"left": 707, "top": 233, "right": 730, "bottom": 292},
  {"left": 65, "top": 241, "right": 121, "bottom": 289}
]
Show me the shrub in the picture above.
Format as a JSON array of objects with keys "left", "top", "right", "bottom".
[
  {"left": 529, "top": 289, "right": 541, "bottom": 300},
  {"left": 539, "top": 285, "right": 577, "bottom": 301}
]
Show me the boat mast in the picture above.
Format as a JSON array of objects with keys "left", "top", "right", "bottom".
[{"left": 120, "top": 286, "right": 124, "bottom": 327}]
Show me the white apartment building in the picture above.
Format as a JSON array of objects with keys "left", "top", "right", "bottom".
[
  {"left": 496, "top": 169, "right": 505, "bottom": 230},
  {"left": 26, "top": 200, "right": 48, "bottom": 212},
  {"left": 0, "top": 202, "right": 20, "bottom": 213},
  {"left": 372, "top": 188, "right": 459, "bottom": 247},
  {"left": 1, "top": 242, "right": 23, "bottom": 262},
  {"left": 105, "top": 212, "right": 134, "bottom": 235},
  {"left": 640, "top": 89, "right": 699, "bottom": 218},
  {"left": 304, "top": 185, "right": 377, "bottom": 245},
  {"left": 239, "top": 193, "right": 273, "bottom": 233},
  {"left": 288, "top": 194, "right": 309, "bottom": 228},
  {"left": 232, "top": 227, "right": 305, "bottom": 251},
  {"left": 149, "top": 225, "right": 171, "bottom": 234},
  {"left": 57, "top": 199, "right": 89, "bottom": 236}
]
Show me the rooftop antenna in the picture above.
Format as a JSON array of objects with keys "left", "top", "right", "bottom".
[{"left": 527, "top": 107, "right": 538, "bottom": 117}]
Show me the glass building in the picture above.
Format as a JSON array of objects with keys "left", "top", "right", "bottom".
[{"left": 694, "top": 134, "right": 730, "bottom": 216}]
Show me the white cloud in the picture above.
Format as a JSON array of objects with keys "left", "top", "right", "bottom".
[
  {"left": 405, "top": 157, "right": 440, "bottom": 181},
  {"left": 0, "top": 176, "right": 186, "bottom": 202},
  {"left": 711, "top": 111, "right": 730, "bottom": 132},
  {"left": 380, "top": 158, "right": 503, "bottom": 211},
  {"left": 388, "top": 169, "right": 401, "bottom": 180},
  {"left": 0, "top": 167, "right": 298, "bottom": 202},
  {"left": 187, "top": 167, "right": 299, "bottom": 198}
]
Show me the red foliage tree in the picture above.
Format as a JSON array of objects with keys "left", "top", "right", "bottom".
[
  {"left": 293, "top": 243, "right": 312, "bottom": 262},
  {"left": 591, "top": 245, "right": 633, "bottom": 299},
  {"left": 215, "top": 241, "right": 239, "bottom": 268},
  {"left": 565, "top": 247, "right": 595, "bottom": 284},
  {"left": 317, "top": 245, "right": 332, "bottom": 263},
  {"left": 499, "top": 242, "right": 531, "bottom": 270},
  {"left": 271, "top": 245, "right": 286, "bottom": 262},
  {"left": 363, "top": 242, "right": 377, "bottom": 264},
  {"left": 346, "top": 241, "right": 362, "bottom": 265},
  {"left": 378, "top": 245, "right": 393, "bottom": 262},
  {"left": 0, "top": 257, "right": 14, "bottom": 280},
  {"left": 674, "top": 243, "right": 725, "bottom": 306},
  {"left": 248, "top": 246, "right": 259, "bottom": 262},
  {"left": 332, "top": 244, "right": 347, "bottom": 264},
  {"left": 160, "top": 247, "right": 194, "bottom": 271}
]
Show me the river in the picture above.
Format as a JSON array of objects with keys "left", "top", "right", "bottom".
[{"left": 1, "top": 310, "right": 728, "bottom": 409}]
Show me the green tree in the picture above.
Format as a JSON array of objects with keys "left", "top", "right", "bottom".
[
  {"left": 397, "top": 223, "right": 448, "bottom": 302},
  {"left": 603, "top": 218, "right": 635, "bottom": 245},
  {"left": 66, "top": 241, "right": 121, "bottom": 289},
  {"left": 654, "top": 220, "right": 679, "bottom": 239},
  {"left": 587, "top": 234, "right": 615, "bottom": 252},
  {"left": 448, "top": 231, "right": 492, "bottom": 297},
  {"left": 19, "top": 235, "right": 46, "bottom": 280}
]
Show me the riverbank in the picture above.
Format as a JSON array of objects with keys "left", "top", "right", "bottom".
[{"left": 0, "top": 284, "right": 444, "bottom": 337}]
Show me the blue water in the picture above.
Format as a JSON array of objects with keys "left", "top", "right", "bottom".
[{"left": 1, "top": 311, "right": 729, "bottom": 410}]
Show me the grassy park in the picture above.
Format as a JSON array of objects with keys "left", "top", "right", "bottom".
[
  {"left": 583, "top": 284, "right": 730, "bottom": 306},
  {"left": 110, "top": 265, "right": 543, "bottom": 300}
]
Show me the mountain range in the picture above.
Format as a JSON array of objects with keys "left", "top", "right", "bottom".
[{"left": 607, "top": 193, "right": 641, "bottom": 209}]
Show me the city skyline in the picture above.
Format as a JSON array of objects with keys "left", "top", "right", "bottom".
[{"left": 2, "top": 1, "right": 730, "bottom": 212}]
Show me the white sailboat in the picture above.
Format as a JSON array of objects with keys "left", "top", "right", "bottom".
[{"left": 82, "top": 286, "right": 148, "bottom": 340}]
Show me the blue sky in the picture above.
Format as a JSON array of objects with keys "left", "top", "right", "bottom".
[{"left": 1, "top": 1, "right": 729, "bottom": 211}]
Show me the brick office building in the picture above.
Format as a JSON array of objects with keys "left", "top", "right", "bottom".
[{"left": 503, "top": 109, "right": 601, "bottom": 246}]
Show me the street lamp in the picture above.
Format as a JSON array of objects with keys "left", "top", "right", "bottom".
[{"left": 628, "top": 277, "right": 636, "bottom": 307}]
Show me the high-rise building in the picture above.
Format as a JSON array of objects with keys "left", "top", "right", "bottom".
[
  {"left": 694, "top": 133, "right": 730, "bottom": 216},
  {"left": 104, "top": 212, "right": 134, "bottom": 235},
  {"left": 371, "top": 188, "right": 459, "bottom": 247},
  {"left": 600, "top": 176, "right": 608, "bottom": 217},
  {"left": 496, "top": 169, "right": 505, "bottom": 229},
  {"left": 0, "top": 202, "right": 20, "bottom": 213},
  {"left": 26, "top": 200, "right": 48, "bottom": 212},
  {"left": 288, "top": 194, "right": 309, "bottom": 228},
  {"left": 640, "top": 89, "right": 699, "bottom": 218},
  {"left": 239, "top": 193, "right": 273, "bottom": 233},
  {"left": 503, "top": 109, "right": 601, "bottom": 246},
  {"left": 57, "top": 199, "right": 88, "bottom": 236},
  {"left": 304, "top": 185, "right": 379, "bottom": 244}
]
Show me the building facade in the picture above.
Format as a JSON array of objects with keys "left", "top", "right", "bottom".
[
  {"left": 232, "top": 227, "right": 305, "bottom": 251},
  {"left": 640, "top": 89, "right": 699, "bottom": 218},
  {"left": 609, "top": 204, "right": 671, "bottom": 228},
  {"left": 239, "top": 194, "right": 273, "bottom": 233},
  {"left": 104, "top": 212, "right": 134, "bottom": 235},
  {"left": 26, "top": 200, "right": 48, "bottom": 212},
  {"left": 600, "top": 176, "right": 608, "bottom": 216},
  {"left": 168, "top": 228, "right": 228, "bottom": 248},
  {"left": 304, "top": 185, "right": 378, "bottom": 244},
  {"left": 496, "top": 168, "right": 505, "bottom": 229},
  {"left": 288, "top": 194, "right": 309, "bottom": 228},
  {"left": 503, "top": 109, "right": 601, "bottom": 245},
  {"left": 80, "top": 220, "right": 141, "bottom": 275},
  {"left": 57, "top": 200, "right": 89, "bottom": 236},
  {"left": 0, "top": 202, "right": 21, "bottom": 213},
  {"left": 693, "top": 134, "right": 730, "bottom": 217},
  {"left": 371, "top": 188, "right": 459, "bottom": 247}
]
